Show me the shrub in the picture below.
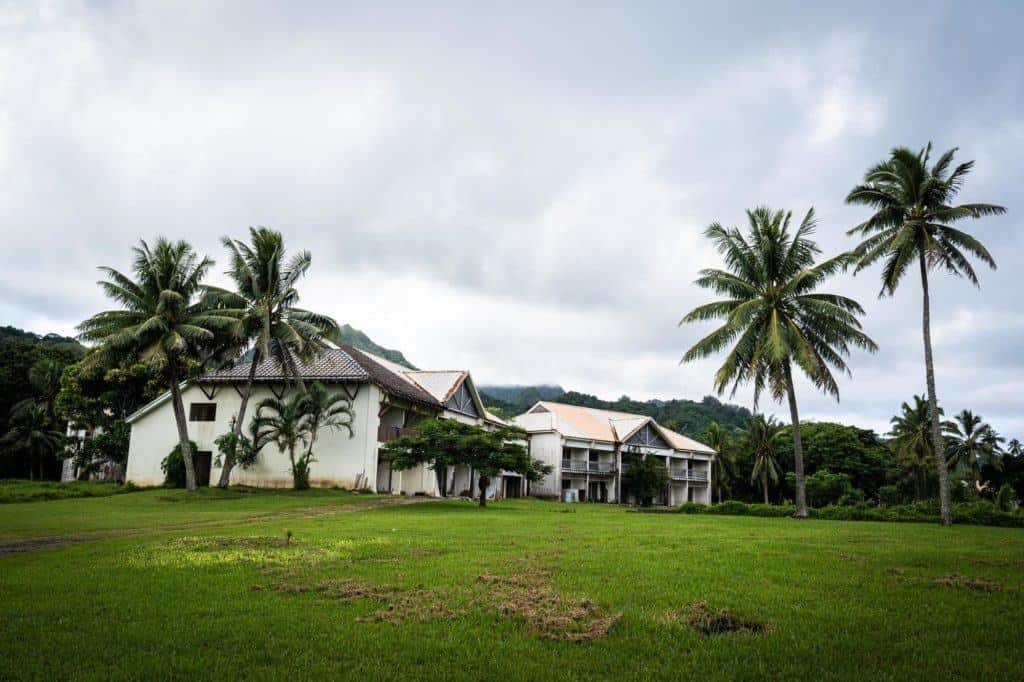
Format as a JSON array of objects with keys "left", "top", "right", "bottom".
[
  {"left": 878, "top": 484, "right": 899, "bottom": 507},
  {"left": 678, "top": 498, "right": 1024, "bottom": 527},
  {"left": 161, "top": 441, "right": 198, "bottom": 488},
  {"left": 996, "top": 484, "right": 1015, "bottom": 512}
]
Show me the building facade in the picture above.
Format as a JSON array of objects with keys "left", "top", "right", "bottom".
[
  {"left": 514, "top": 401, "right": 715, "bottom": 505},
  {"left": 124, "top": 343, "right": 520, "bottom": 499}
]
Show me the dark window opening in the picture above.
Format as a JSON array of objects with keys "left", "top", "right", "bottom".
[
  {"left": 561, "top": 478, "right": 571, "bottom": 490},
  {"left": 189, "top": 403, "right": 217, "bottom": 422}
]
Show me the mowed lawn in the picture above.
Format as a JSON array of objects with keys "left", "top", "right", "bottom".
[{"left": 1, "top": 491, "right": 1022, "bottom": 680}]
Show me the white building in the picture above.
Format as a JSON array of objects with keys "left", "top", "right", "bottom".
[
  {"left": 125, "top": 343, "right": 519, "bottom": 498},
  {"left": 514, "top": 401, "right": 715, "bottom": 505}
]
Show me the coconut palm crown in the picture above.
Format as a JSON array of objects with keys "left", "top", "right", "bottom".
[{"left": 680, "top": 207, "right": 877, "bottom": 517}]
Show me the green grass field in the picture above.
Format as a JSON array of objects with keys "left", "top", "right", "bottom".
[{"left": 1, "top": 489, "right": 1022, "bottom": 680}]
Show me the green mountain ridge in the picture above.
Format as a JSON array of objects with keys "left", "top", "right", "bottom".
[{"left": 337, "top": 324, "right": 417, "bottom": 369}]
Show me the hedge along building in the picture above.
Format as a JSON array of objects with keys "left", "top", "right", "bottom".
[
  {"left": 124, "top": 343, "right": 514, "bottom": 497},
  {"left": 513, "top": 402, "right": 716, "bottom": 505}
]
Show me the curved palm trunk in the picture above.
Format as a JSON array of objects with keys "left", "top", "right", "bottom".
[
  {"left": 217, "top": 352, "right": 260, "bottom": 488},
  {"left": 920, "top": 253, "right": 952, "bottom": 526},
  {"left": 168, "top": 376, "right": 197, "bottom": 491},
  {"left": 785, "top": 365, "right": 809, "bottom": 518}
]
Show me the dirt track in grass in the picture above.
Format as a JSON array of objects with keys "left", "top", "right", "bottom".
[{"left": 0, "top": 495, "right": 433, "bottom": 556}]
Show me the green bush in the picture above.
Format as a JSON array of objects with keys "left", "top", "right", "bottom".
[
  {"left": 160, "top": 441, "right": 198, "bottom": 488},
  {"left": 677, "top": 498, "right": 1024, "bottom": 527},
  {"left": 878, "top": 484, "right": 899, "bottom": 507},
  {"left": 996, "top": 484, "right": 1015, "bottom": 512}
]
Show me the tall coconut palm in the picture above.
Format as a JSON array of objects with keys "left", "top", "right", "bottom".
[
  {"left": 681, "top": 207, "right": 877, "bottom": 517},
  {"left": 301, "top": 382, "right": 355, "bottom": 464},
  {"left": 1007, "top": 439, "right": 1023, "bottom": 459},
  {"left": 743, "top": 414, "right": 785, "bottom": 505},
  {"left": 203, "top": 227, "right": 340, "bottom": 488},
  {"left": 78, "top": 239, "right": 237, "bottom": 491},
  {"left": 846, "top": 144, "right": 1005, "bottom": 524},
  {"left": 948, "top": 410, "right": 1003, "bottom": 483},
  {"left": 703, "top": 422, "right": 737, "bottom": 503},
  {"left": 251, "top": 393, "right": 312, "bottom": 490},
  {"left": 888, "top": 395, "right": 953, "bottom": 500},
  {"left": 0, "top": 403, "right": 65, "bottom": 480}
]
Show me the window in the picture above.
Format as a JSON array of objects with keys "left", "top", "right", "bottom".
[
  {"left": 561, "top": 478, "right": 571, "bottom": 490},
  {"left": 589, "top": 452, "right": 599, "bottom": 463},
  {"left": 189, "top": 403, "right": 217, "bottom": 422}
]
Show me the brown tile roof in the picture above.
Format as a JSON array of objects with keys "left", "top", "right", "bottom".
[{"left": 200, "top": 344, "right": 440, "bottom": 409}]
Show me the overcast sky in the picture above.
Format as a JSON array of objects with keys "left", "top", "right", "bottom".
[{"left": 1, "top": 1, "right": 1021, "bottom": 436}]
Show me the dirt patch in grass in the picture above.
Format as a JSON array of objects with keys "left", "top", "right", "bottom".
[
  {"left": 662, "top": 602, "right": 771, "bottom": 636},
  {"left": 932, "top": 573, "right": 1011, "bottom": 593},
  {"left": 0, "top": 536, "right": 90, "bottom": 556},
  {"left": 255, "top": 546, "right": 621, "bottom": 642},
  {"left": 970, "top": 559, "right": 1024, "bottom": 568}
]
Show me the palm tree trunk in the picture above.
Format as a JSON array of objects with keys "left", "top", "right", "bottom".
[
  {"left": 920, "top": 253, "right": 952, "bottom": 526},
  {"left": 762, "top": 473, "right": 769, "bottom": 504},
  {"left": 785, "top": 364, "right": 809, "bottom": 518},
  {"left": 478, "top": 475, "right": 489, "bottom": 507},
  {"left": 217, "top": 353, "right": 260, "bottom": 488},
  {"left": 168, "top": 377, "right": 197, "bottom": 491}
]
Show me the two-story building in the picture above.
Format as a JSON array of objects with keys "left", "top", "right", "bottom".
[
  {"left": 124, "top": 343, "right": 518, "bottom": 498},
  {"left": 514, "top": 401, "right": 715, "bottom": 505}
]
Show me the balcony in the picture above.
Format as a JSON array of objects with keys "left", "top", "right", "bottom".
[
  {"left": 561, "top": 460, "right": 615, "bottom": 475},
  {"left": 669, "top": 469, "right": 709, "bottom": 483},
  {"left": 377, "top": 425, "right": 419, "bottom": 443}
]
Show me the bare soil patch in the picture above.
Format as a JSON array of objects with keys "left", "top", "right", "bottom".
[
  {"left": 662, "top": 601, "right": 771, "bottom": 636},
  {"left": 932, "top": 573, "right": 1010, "bottom": 593}
]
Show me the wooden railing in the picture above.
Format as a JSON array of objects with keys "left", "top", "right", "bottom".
[
  {"left": 669, "top": 469, "right": 708, "bottom": 482},
  {"left": 377, "top": 425, "right": 419, "bottom": 443}
]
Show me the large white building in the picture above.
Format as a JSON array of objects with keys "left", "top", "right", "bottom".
[
  {"left": 125, "top": 343, "right": 519, "bottom": 499},
  {"left": 514, "top": 401, "right": 715, "bottom": 505}
]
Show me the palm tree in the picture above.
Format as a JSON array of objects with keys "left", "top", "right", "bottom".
[
  {"left": 846, "top": 144, "right": 1005, "bottom": 524},
  {"left": 251, "top": 393, "right": 312, "bottom": 489},
  {"left": 948, "top": 410, "right": 1003, "bottom": 484},
  {"left": 888, "top": 395, "right": 953, "bottom": 500},
  {"left": 743, "top": 414, "right": 785, "bottom": 504},
  {"left": 680, "top": 207, "right": 877, "bottom": 517},
  {"left": 203, "top": 227, "right": 340, "bottom": 488},
  {"left": 301, "top": 382, "right": 355, "bottom": 464},
  {"left": 703, "top": 422, "right": 737, "bottom": 503},
  {"left": 1007, "top": 439, "right": 1023, "bottom": 459},
  {"left": 78, "top": 239, "right": 237, "bottom": 491},
  {"left": 0, "top": 403, "right": 65, "bottom": 480}
]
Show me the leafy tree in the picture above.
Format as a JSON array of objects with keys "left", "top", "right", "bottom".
[
  {"left": 78, "top": 239, "right": 237, "bottom": 491},
  {"left": 703, "top": 422, "right": 737, "bottom": 503},
  {"left": 162, "top": 439, "right": 199, "bottom": 488},
  {"left": 846, "top": 143, "right": 1005, "bottom": 525},
  {"left": 995, "top": 484, "right": 1015, "bottom": 512},
  {"left": 948, "top": 410, "right": 1003, "bottom": 483},
  {"left": 72, "top": 420, "right": 131, "bottom": 480},
  {"left": 787, "top": 469, "right": 856, "bottom": 507},
  {"left": 774, "top": 422, "right": 891, "bottom": 502},
  {"left": 743, "top": 415, "right": 785, "bottom": 504},
  {"left": 380, "top": 419, "right": 550, "bottom": 507},
  {"left": 681, "top": 207, "right": 877, "bottom": 517},
  {"left": 203, "top": 228, "right": 340, "bottom": 487},
  {"left": 621, "top": 446, "right": 670, "bottom": 507},
  {"left": 0, "top": 404, "right": 65, "bottom": 480}
]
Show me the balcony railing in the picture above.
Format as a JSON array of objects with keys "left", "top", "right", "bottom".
[
  {"left": 669, "top": 469, "right": 708, "bottom": 482},
  {"left": 377, "top": 425, "right": 419, "bottom": 443},
  {"left": 561, "top": 460, "right": 615, "bottom": 474}
]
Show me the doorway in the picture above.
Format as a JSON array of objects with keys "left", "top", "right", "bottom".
[
  {"left": 194, "top": 451, "right": 212, "bottom": 487},
  {"left": 503, "top": 476, "right": 521, "bottom": 499}
]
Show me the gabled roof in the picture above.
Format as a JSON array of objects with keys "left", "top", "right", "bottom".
[
  {"left": 198, "top": 343, "right": 440, "bottom": 408},
  {"left": 401, "top": 370, "right": 506, "bottom": 426},
  {"left": 515, "top": 401, "right": 715, "bottom": 455}
]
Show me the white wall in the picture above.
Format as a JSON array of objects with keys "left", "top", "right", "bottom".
[
  {"left": 126, "top": 382, "right": 382, "bottom": 489},
  {"left": 525, "top": 431, "right": 562, "bottom": 498}
]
